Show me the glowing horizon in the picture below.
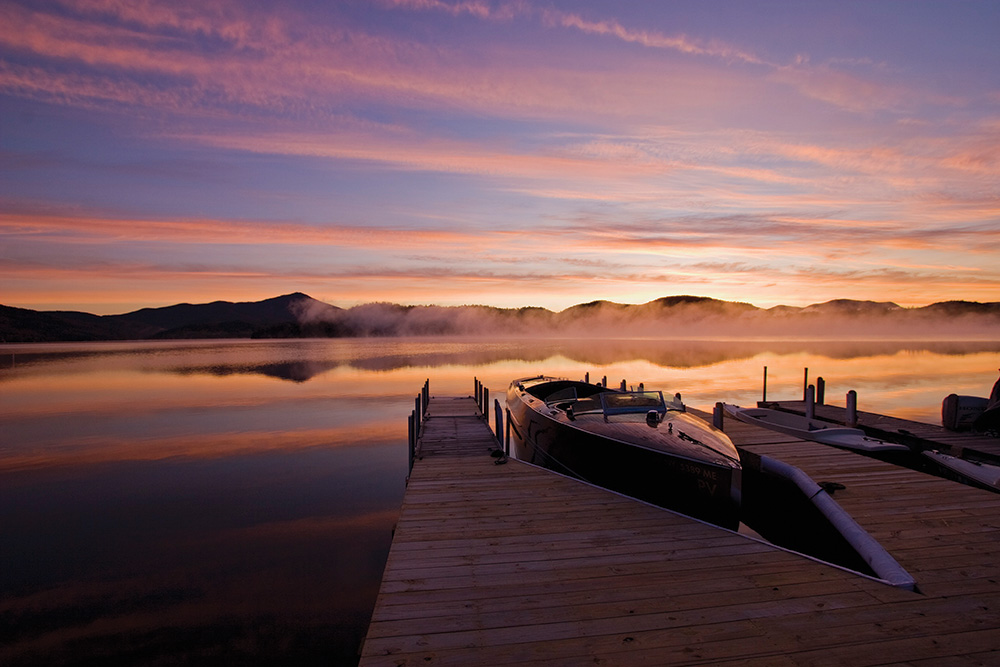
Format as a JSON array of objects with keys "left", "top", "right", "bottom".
[{"left": 2, "top": 1, "right": 999, "bottom": 314}]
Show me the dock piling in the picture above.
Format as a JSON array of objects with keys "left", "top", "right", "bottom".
[
  {"left": 407, "top": 411, "right": 415, "bottom": 474},
  {"left": 493, "top": 398, "right": 503, "bottom": 444},
  {"left": 846, "top": 390, "right": 858, "bottom": 426}
]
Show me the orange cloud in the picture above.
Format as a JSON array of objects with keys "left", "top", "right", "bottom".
[{"left": 0, "top": 211, "right": 478, "bottom": 249}]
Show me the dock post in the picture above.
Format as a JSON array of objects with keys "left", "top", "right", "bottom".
[
  {"left": 423, "top": 379, "right": 429, "bottom": 410},
  {"left": 407, "top": 411, "right": 415, "bottom": 473},
  {"left": 505, "top": 409, "right": 511, "bottom": 455},
  {"left": 494, "top": 399, "right": 503, "bottom": 444},
  {"left": 415, "top": 395, "right": 422, "bottom": 429},
  {"left": 620, "top": 379, "right": 627, "bottom": 392},
  {"left": 805, "top": 385, "right": 815, "bottom": 420},
  {"left": 482, "top": 387, "right": 489, "bottom": 417},
  {"left": 602, "top": 375, "right": 607, "bottom": 388},
  {"left": 585, "top": 372, "right": 589, "bottom": 383},
  {"left": 803, "top": 367, "right": 809, "bottom": 401},
  {"left": 474, "top": 378, "right": 480, "bottom": 404},
  {"left": 816, "top": 377, "right": 825, "bottom": 405},
  {"left": 846, "top": 390, "right": 858, "bottom": 426},
  {"left": 762, "top": 366, "right": 767, "bottom": 403},
  {"left": 714, "top": 402, "right": 724, "bottom": 430}
]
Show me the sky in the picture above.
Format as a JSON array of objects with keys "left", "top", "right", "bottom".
[{"left": 2, "top": 0, "right": 999, "bottom": 315}]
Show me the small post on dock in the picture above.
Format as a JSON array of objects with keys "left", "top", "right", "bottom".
[
  {"left": 803, "top": 367, "right": 809, "bottom": 401},
  {"left": 816, "top": 377, "right": 825, "bottom": 405},
  {"left": 602, "top": 376, "right": 607, "bottom": 388},
  {"left": 846, "top": 390, "right": 858, "bottom": 426},
  {"left": 762, "top": 366, "right": 768, "bottom": 403},
  {"left": 494, "top": 398, "right": 503, "bottom": 445},
  {"left": 620, "top": 379, "right": 627, "bottom": 392},
  {"left": 415, "top": 395, "right": 422, "bottom": 430},
  {"left": 482, "top": 387, "right": 489, "bottom": 417},
  {"left": 407, "top": 411, "right": 415, "bottom": 474},
  {"left": 423, "top": 379, "right": 429, "bottom": 411},
  {"left": 805, "top": 385, "right": 815, "bottom": 420},
  {"left": 505, "top": 409, "right": 511, "bottom": 455},
  {"left": 584, "top": 372, "right": 589, "bottom": 383},
  {"left": 713, "top": 402, "right": 724, "bottom": 430}
]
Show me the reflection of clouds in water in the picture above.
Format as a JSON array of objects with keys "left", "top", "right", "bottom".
[
  {"left": 1, "top": 508, "right": 397, "bottom": 665},
  {"left": 5, "top": 338, "right": 999, "bottom": 382},
  {"left": 0, "top": 443, "right": 403, "bottom": 664}
]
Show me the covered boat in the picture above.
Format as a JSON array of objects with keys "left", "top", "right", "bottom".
[
  {"left": 506, "top": 375, "right": 742, "bottom": 529},
  {"left": 722, "top": 404, "right": 909, "bottom": 453}
]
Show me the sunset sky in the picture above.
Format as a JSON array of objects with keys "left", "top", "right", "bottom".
[{"left": 2, "top": 0, "right": 999, "bottom": 314}]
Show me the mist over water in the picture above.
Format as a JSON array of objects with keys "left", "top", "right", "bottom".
[
  {"left": 291, "top": 297, "right": 1000, "bottom": 341},
  {"left": 1, "top": 337, "right": 998, "bottom": 665}
]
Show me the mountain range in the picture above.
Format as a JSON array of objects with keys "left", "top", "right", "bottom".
[{"left": 1, "top": 293, "right": 998, "bottom": 343}]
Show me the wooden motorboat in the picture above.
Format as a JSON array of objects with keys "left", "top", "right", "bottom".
[
  {"left": 506, "top": 376, "right": 742, "bottom": 529},
  {"left": 722, "top": 404, "right": 909, "bottom": 453}
]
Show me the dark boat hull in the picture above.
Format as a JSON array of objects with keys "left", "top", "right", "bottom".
[{"left": 507, "top": 382, "right": 741, "bottom": 529}]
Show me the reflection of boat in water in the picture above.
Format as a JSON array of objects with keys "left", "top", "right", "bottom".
[
  {"left": 722, "top": 404, "right": 909, "bottom": 453},
  {"left": 922, "top": 451, "right": 1000, "bottom": 491},
  {"left": 506, "top": 375, "right": 742, "bottom": 529}
]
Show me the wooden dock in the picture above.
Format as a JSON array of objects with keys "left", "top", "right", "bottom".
[{"left": 360, "top": 391, "right": 1000, "bottom": 665}]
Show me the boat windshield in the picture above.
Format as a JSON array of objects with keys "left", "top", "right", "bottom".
[{"left": 599, "top": 391, "right": 668, "bottom": 416}]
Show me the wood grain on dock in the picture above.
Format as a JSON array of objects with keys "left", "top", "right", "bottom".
[{"left": 360, "top": 395, "right": 1000, "bottom": 666}]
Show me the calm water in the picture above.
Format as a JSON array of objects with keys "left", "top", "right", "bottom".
[{"left": 2, "top": 337, "right": 999, "bottom": 665}]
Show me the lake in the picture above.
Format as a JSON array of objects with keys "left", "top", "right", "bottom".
[{"left": 2, "top": 337, "right": 998, "bottom": 665}]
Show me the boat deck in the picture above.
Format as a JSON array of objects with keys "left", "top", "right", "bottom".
[{"left": 360, "top": 393, "right": 1000, "bottom": 665}]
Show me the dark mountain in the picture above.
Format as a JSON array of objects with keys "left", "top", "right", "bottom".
[
  {"left": 1, "top": 295, "right": 998, "bottom": 343},
  {"left": 917, "top": 301, "right": 1000, "bottom": 317},
  {"left": 799, "top": 299, "right": 904, "bottom": 315},
  {"left": 0, "top": 293, "right": 337, "bottom": 342}
]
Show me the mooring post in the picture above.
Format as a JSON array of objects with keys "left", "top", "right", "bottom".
[
  {"left": 482, "top": 387, "right": 489, "bottom": 418},
  {"left": 602, "top": 375, "right": 607, "bottom": 387},
  {"left": 505, "top": 409, "right": 511, "bottom": 455},
  {"left": 415, "top": 395, "right": 422, "bottom": 430},
  {"left": 407, "top": 411, "right": 415, "bottom": 473},
  {"left": 620, "top": 379, "right": 627, "bottom": 392},
  {"left": 816, "top": 377, "right": 825, "bottom": 405},
  {"left": 762, "top": 366, "right": 768, "bottom": 403},
  {"left": 423, "top": 379, "right": 429, "bottom": 411},
  {"left": 805, "top": 385, "right": 815, "bottom": 420},
  {"left": 494, "top": 398, "right": 503, "bottom": 444},
  {"left": 714, "top": 402, "right": 724, "bottom": 430},
  {"left": 803, "top": 367, "right": 809, "bottom": 401},
  {"left": 584, "top": 372, "right": 589, "bottom": 383},
  {"left": 846, "top": 390, "right": 858, "bottom": 426}
]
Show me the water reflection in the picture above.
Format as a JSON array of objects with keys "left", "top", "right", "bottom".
[{"left": 1, "top": 338, "right": 999, "bottom": 665}]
